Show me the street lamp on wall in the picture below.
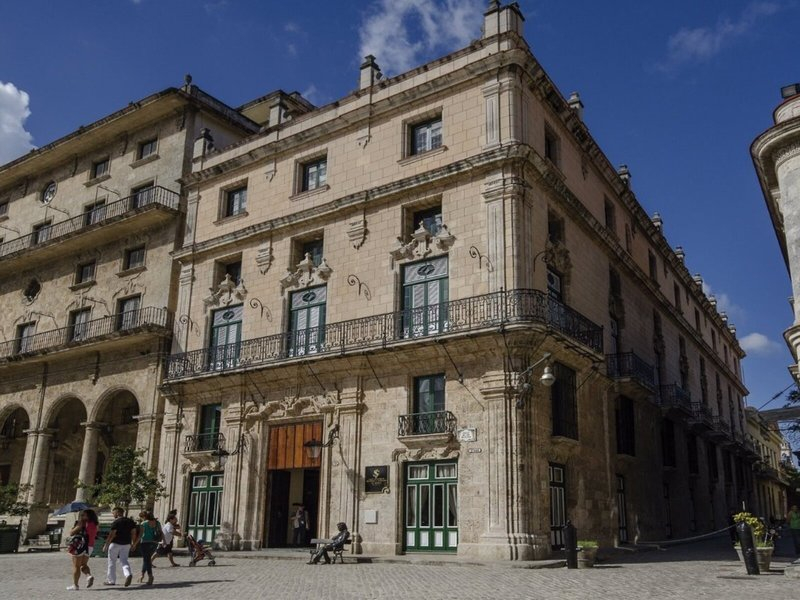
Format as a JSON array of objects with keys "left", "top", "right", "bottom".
[
  {"left": 515, "top": 352, "right": 556, "bottom": 409},
  {"left": 303, "top": 424, "right": 340, "bottom": 460},
  {"left": 212, "top": 434, "right": 247, "bottom": 469}
]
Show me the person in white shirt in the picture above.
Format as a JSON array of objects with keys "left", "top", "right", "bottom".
[{"left": 151, "top": 514, "right": 181, "bottom": 567}]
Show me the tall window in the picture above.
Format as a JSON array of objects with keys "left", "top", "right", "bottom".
[
  {"left": 544, "top": 124, "right": 560, "bottom": 166},
  {"left": 124, "top": 245, "right": 146, "bottom": 270},
  {"left": 32, "top": 221, "right": 52, "bottom": 245},
  {"left": 648, "top": 251, "right": 658, "bottom": 282},
  {"left": 402, "top": 257, "right": 448, "bottom": 338},
  {"left": 92, "top": 158, "right": 109, "bottom": 179},
  {"left": 615, "top": 396, "right": 635, "bottom": 456},
  {"left": 410, "top": 117, "right": 442, "bottom": 155},
  {"left": 116, "top": 295, "right": 141, "bottom": 330},
  {"left": 661, "top": 420, "right": 676, "bottom": 467},
  {"left": 687, "top": 434, "right": 699, "bottom": 475},
  {"left": 694, "top": 309, "right": 701, "bottom": 332},
  {"left": 673, "top": 284, "right": 682, "bottom": 312},
  {"left": 218, "top": 260, "right": 242, "bottom": 285},
  {"left": 15, "top": 322, "right": 35, "bottom": 354},
  {"left": 289, "top": 286, "right": 326, "bottom": 356},
  {"left": 604, "top": 197, "right": 616, "bottom": 233},
  {"left": 301, "top": 239, "right": 324, "bottom": 267},
  {"left": 209, "top": 305, "right": 242, "bottom": 370},
  {"left": 69, "top": 308, "right": 92, "bottom": 341},
  {"left": 83, "top": 200, "right": 106, "bottom": 226},
  {"left": 412, "top": 205, "right": 443, "bottom": 236},
  {"left": 547, "top": 211, "right": 564, "bottom": 244},
  {"left": 0, "top": 200, "right": 8, "bottom": 217},
  {"left": 301, "top": 157, "right": 327, "bottom": 192},
  {"left": 131, "top": 183, "right": 155, "bottom": 208},
  {"left": 198, "top": 404, "right": 222, "bottom": 450},
  {"left": 138, "top": 138, "right": 157, "bottom": 160},
  {"left": 551, "top": 363, "right": 577, "bottom": 439},
  {"left": 75, "top": 260, "right": 96, "bottom": 285},
  {"left": 224, "top": 186, "right": 247, "bottom": 217},
  {"left": 411, "top": 374, "right": 446, "bottom": 434},
  {"left": 549, "top": 464, "right": 567, "bottom": 549},
  {"left": 546, "top": 268, "right": 562, "bottom": 302}
]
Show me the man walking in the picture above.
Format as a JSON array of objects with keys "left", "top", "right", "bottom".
[
  {"left": 788, "top": 504, "right": 800, "bottom": 555},
  {"left": 103, "top": 507, "right": 139, "bottom": 587}
]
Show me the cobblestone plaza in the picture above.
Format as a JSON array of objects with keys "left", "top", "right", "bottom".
[{"left": 1, "top": 538, "right": 797, "bottom": 600}]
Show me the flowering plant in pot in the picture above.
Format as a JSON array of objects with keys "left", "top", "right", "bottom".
[{"left": 732, "top": 512, "right": 774, "bottom": 572}]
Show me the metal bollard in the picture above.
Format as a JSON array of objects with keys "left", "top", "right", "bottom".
[
  {"left": 563, "top": 520, "right": 578, "bottom": 569},
  {"left": 736, "top": 521, "right": 760, "bottom": 575}
]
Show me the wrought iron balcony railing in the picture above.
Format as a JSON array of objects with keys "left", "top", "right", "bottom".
[
  {"left": 398, "top": 411, "right": 457, "bottom": 437},
  {"left": 0, "top": 306, "right": 172, "bottom": 360},
  {"left": 658, "top": 384, "right": 692, "bottom": 413},
  {"left": 690, "top": 402, "right": 713, "bottom": 425},
  {"left": 166, "top": 288, "right": 604, "bottom": 380},
  {"left": 712, "top": 415, "right": 731, "bottom": 435},
  {"left": 184, "top": 432, "right": 225, "bottom": 453},
  {"left": 0, "top": 186, "right": 179, "bottom": 260},
  {"left": 606, "top": 352, "right": 655, "bottom": 390}
]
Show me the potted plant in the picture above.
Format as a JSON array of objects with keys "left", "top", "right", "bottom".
[
  {"left": 576, "top": 540, "right": 599, "bottom": 568},
  {"left": 0, "top": 483, "right": 31, "bottom": 554},
  {"left": 732, "top": 512, "right": 774, "bottom": 572}
]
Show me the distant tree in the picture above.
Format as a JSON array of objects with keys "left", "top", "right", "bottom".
[
  {"left": 77, "top": 446, "right": 167, "bottom": 515},
  {"left": 0, "top": 483, "right": 32, "bottom": 516}
]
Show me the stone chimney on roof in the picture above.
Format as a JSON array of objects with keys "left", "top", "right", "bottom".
[
  {"left": 483, "top": 1, "right": 524, "bottom": 38},
  {"left": 193, "top": 127, "right": 214, "bottom": 161},
  {"left": 360, "top": 55, "right": 382, "bottom": 90},
  {"left": 269, "top": 98, "right": 288, "bottom": 128},
  {"left": 568, "top": 92, "right": 584, "bottom": 120}
]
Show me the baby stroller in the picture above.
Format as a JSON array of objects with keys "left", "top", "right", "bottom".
[{"left": 186, "top": 533, "right": 216, "bottom": 566}]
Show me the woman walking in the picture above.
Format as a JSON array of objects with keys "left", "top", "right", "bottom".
[
  {"left": 66, "top": 509, "right": 98, "bottom": 590},
  {"left": 137, "top": 511, "right": 162, "bottom": 585}
]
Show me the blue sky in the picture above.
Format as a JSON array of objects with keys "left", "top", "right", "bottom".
[{"left": 1, "top": 1, "right": 797, "bottom": 416}]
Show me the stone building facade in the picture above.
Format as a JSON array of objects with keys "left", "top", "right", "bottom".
[
  {"left": 0, "top": 83, "right": 260, "bottom": 539},
  {"left": 159, "top": 3, "right": 752, "bottom": 560},
  {"left": 745, "top": 408, "right": 790, "bottom": 522},
  {"left": 752, "top": 86, "right": 800, "bottom": 382}
]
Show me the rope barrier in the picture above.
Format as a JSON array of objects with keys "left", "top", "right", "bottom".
[{"left": 635, "top": 525, "right": 735, "bottom": 548}]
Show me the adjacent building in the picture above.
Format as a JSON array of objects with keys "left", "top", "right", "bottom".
[
  {"left": 745, "top": 407, "right": 790, "bottom": 522},
  {"left": 0, "top": 82, "right": 260, "bottom": 540},
  {"left": 159, "top": 3, "right": 751, "bottom": 559}
]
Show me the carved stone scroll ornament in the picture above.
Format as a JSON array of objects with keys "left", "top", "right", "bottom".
[
  {"left": 389, "top": 222, "right": 456, "bottom": 264},
  {"left": 392, "top": 444, "right": 460, "bottom": 462},
  {"left": 203, "top": 274, "right": 248, "bottom": 308},
  {"left": 347, "top": 217, "right": 368, "bottom": 250},
  {"left": 544, "top": 239, "right": 571, "bottom": 275},
  {"left": 280, "top": 253, "right": 333, "bottom": 291},
  {"left": 255, "top": 241, "right": 274, "bottom": 275}
]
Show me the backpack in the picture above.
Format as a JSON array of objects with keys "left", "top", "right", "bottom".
[{"left": 67, "top": 531, "right": 88, "bottom": 556}]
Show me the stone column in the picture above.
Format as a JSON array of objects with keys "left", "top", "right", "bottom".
[
  {"left": 334, "top": 384, "right": 364, "bottom": 554},
  {"left": 74, "top": 423, "right": 102, "bottom": 502},
  {"left": 21, "top": 429, "right": 55, "bottom": 540}
]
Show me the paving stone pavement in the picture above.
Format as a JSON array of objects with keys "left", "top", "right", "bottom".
[{"left": 1, "top": 538, "right": 798, "bottom": 600}]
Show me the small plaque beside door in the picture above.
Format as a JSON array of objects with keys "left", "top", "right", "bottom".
[{"left": 365, "top": 465, "right": 389, "bottom": 493}]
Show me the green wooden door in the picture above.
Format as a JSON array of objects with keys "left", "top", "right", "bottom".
[
  {"left": 187, "top": 472, "right": 224, "bottom": 545},
  {"left": 402, "top": 257, "right": 448, "bottom": 338},
  {"left": 404, "top": 461, "right": 458, "bottom": 552},
  {"left": 289, "top": 286, "right": 326, "bottom": 356},
  {"left": 209, "top": 305, "right": 242, "bottom": 370}
]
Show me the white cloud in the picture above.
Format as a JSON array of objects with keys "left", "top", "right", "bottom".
[
  {"left": 358, "top": 0, "right": 484, "bottom": 75},
  {"left": 659, "top": 2, "right": 781, "bottom": 71},
  {"left": 301, "top": 84, "right": 320, "bottom": 106},
  {"left": 284, "top": 22, "right": 300, "bottom": 33},
  {"left": 0, "top": 81, "right": 35, "bottom": 166},
  {"left": 739, "top": 332, "right": 783, "bottom": 355},
  {"left": 701, "top": 281, "right": 745, "bottom": 323}
]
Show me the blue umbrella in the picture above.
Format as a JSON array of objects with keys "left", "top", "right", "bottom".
[{"left": 52, "top": 501, "right": 96, "bottom": 516}]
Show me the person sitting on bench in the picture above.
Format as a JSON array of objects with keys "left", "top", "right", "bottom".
[{"left": 308, "top": 522, "right": 350, "bottom": 564}]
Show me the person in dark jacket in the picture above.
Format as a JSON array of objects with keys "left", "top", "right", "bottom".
[{"left": 308, "top": 522, "right": 349, "bottom": 564}]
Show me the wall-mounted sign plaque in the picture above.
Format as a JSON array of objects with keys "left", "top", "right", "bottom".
[{"left": 365, "top": 465, "right": 389, "bottom": 493}]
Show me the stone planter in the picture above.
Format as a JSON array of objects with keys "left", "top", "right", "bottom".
[
  {"left": 734, "top": 545, "right": 774, "bottom": 573},
  {"left": 577, "top": 546, "right": 598, "bottom": 568}
]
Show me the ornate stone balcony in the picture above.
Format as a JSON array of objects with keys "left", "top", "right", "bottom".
[
  {"left": 397, "top": 410, "right": 457, "bottom": 449},
  {"left": 0, "top": 186, "right": 179, "bottom": 276},
  {"left": 165, "top": 288, "right": 604, "bottom": 381},
  {"left": 657, "top": 384, "right": 693, "bottom": 418},
  {"left": 0, "top": 306, "right": 172, "bottom": 364},
  {"left": 184, "top": 432, "right": 225, "bottom": 453},
  {"left": 689, "top": 402, "right": 714, "bottom": 432},
  {"left": 605, "top": 351, "right": 655, "bottom": 397}
]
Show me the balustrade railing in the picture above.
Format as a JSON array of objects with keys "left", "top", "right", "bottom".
[
  {"left": 397, "top": 411, "right": 457, "bottom": 437},
  {"left": 712, "top": 415, "right": 731, "bottom": 435},
  {"left": 606, "top": 352, "right": 655, "bottom": 389},
  {"left": 166, "top": 289, "right": 604, "bottom": 380},
  {"left": 184, "top": 432, "right": 225, "bottom": 452},
  {"left": 0, "top": 306, "right": 171, "bottom": 359},
  {"left": 0, "top": 186, "right": 179, "bottom": 259},
  {"left": 658, "top": 384, "right": 692, "bottom": 413},
  {"left": 690, "top": 401, "right": 713, "bottom": 425}
]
